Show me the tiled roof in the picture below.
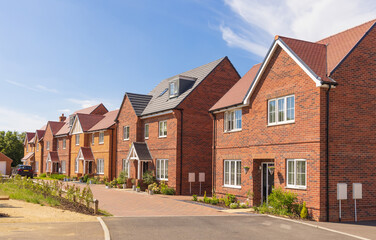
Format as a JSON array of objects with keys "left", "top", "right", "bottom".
[
  {"left": 48, "top": 151, "right": 59, "bottom": 162},
  {"left": 36, "top": 130, "right": 45, "bottom": 140},
  {"left": 25, "top": 132, "right": 35, "bottom": 142},
  {"left": 133, "top": 142, "right": 152, "bottom": 160},
  {"left": 210, "top": 63, "right": 261, "bottom": 111},
  {"left": 126, "top": 93, "right": 152, "bottom": 116},
  {"left": 79, "top": 147, "right": 95, "bottom": 161},
  {"left": 48, "top": 121, "right": 65, "bottom": 136},
  {"left": 0, "top": 152, "right": 13, "bottom": 162},
  {"left": 88, "top": 109, "right": 119, "bottom": 132},
  {"left": 317, "top": 19, "right": 376, "bottom": 73},
  {"left": 141, "top": 57, "right": 226, "bottom": 115},
  {"left": 22, "top": 152, "right": 34, "bottom": 160},
  {"left": 73, "top": 104, "right": 107, "bottom": 114},
  {"left": 55, "top": 119, "right": 70, "bottom": 136},
  {"left": 29, "top": 136, "right": 36, "bottom": 144},
  {"left": 76, "top": 114, "right": 105, "bottom": 132}
]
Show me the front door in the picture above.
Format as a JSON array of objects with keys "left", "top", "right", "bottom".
[{"left": 262, "top": 162, "right": 275, "bottom": 204}]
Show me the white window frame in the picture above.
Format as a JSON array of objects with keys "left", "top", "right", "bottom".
[
  {"left": 268, "top": 95, "right": 295, "bottom": 125},
  {"left": 35, "top": 161, "right": 39, "bottom": 172},
  {"left": 286, "top": 159, "right": 307, "bottom": 189},
  {"left": 144, "top": 124, "right": 149, "bottom": 139},
  {"left": 75, "top": 134, "right": 80, "bottom": 146},
  {"left": 99, "top": 131, "right": 104, "bottom": 144},
  {"left": 75, "top": 159, "right": 79, "bottom": 173},
  {"left": 122, "top": 159, "right": 130, "bottom": 178},
  {"left": 46, "top": 141, "right": 50, "bottom": 150},
  {"left": 92, "top": 133, "right": 95, "bottom": 145},
  {"left": 169, "top": 81, "right": 178, "bottom": 98},
  {"left": 97, "top": 159, "right": 104, "bottom": 174},
  {"left": 26, "top": 144, "right": 29, "bottom": 152},
  {"left": 156, "top": 159, "right": 168, "bottom": 180},
  {"left": 61, "top": 160, "right": 66, "bottom": 173},
  {"left": 57, "top": 140, "right": 59, "bottom": 150},
  {"left": 223, "top": 160, "right": 241, "bottom": 188},
  {"left": 159, "top": 121, "right": 167, "bottom": 138},
  {"left": 37, "top": 143, "right": 39, "bottom": 152},
  {"left": 62, "top": 139, "right": 66, "bottom": 149},
  {"left": 123, "top": 126, "right": 129, "bottom": 140},
  {"left": 224, "top": 109, "right": 242, "bottom": 132}
]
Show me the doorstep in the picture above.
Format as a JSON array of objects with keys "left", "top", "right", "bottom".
[{"left": 220, "top": 208, "right": 255, "bottom": 214}]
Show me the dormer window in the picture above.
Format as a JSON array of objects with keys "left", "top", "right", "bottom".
[
  {"left": 169, "top": 81, "right": 178, "bottom": 98},
  {"left": 69, "top": 116, "right": 74, "bottom": 127}
]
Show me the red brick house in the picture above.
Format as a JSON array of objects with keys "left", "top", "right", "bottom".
[
  {"left": 0, "top": 152, "right": 13, "bottom": 175},
  {"left": 210, "top": 19, "right": 376, "bottom": 222},
  {"left": 116, "top": 57, "right": 240, "bottom": 194},
  {"left": 43, "top": 120, "right": 65, "bottom": 174},
  {"left": 22, "top": 132, "right": 36, "bottom": 166}
]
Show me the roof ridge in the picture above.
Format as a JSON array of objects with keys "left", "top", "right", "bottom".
[
  {"left": 278, "top": 36, "right": 326, "bottom": 46},
  {"left": 317, "top": 18, "right": 376, "bottom": 43}
]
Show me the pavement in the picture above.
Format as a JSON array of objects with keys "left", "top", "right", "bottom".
[{"left": 103, "top": 215, "right": 361, "bottom": 240}]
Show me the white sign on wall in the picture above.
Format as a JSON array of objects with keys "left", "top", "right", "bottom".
[
  {"left": 353, "top": 183, "right": 362, "bottom": 199},
  {"left": 337, "top": 183, "right": 347, "bottom": 200},
  {"left": 188, "top": 173, "right": 195, "bottom": 183},
  {"left": 199, "top": 172, "right": 205, "bottom": 182}
]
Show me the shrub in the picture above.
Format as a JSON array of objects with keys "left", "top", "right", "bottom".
[
  {"left": 223, "top": 193, "right": 236, "bottom": 207},
  {"left": 39, "top": 173, "right": 47, "bottom": 178},
  {"left": 230, "top": 203, "right": 238, "bottom": 209},
  {"left": 51, "top": 174, "right": 67, "bottom": 181},
  {"left": 160, "top": 181, "right": 175, "bottom": 195},
  {"left": 300, "top": 201, "right": 308, "bottom": 219},
  {"left": 192, "top": 194, "right": 197, "bottom": 201},
  {"left": 268, "top": 187, "right": 298, "bottom": 216},
  {"left": 148, "top": 183, "right": 160, "bottom": 193},
  {"left": 142, "top": 171, "right": 156, "bottom": 185},
  {"left": 211, "top": 194, "right": 219, "bottom": 205},
  {"left": 117, "top": 171, "right": 128, "bottom": 185},
  {"left": 239, "top": 202, "right": 247, "bottom": 208}
]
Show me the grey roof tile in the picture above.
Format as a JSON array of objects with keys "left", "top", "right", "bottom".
[
  {"left": 126, "top": 93, "right": 152, "bottom": 116},
  {"left": 133, "top": 142, "right": 152, "bottom": 160}
]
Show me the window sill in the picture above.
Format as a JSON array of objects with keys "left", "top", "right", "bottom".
[
  {"left": 223, "top": 185, "right": 241, "bottom": 189},
  {"left": 97, "top": 173, "right": 104, "bottom": 175},
  {"left": 157, "top": 178, "right": 168, "bottom": 181},
  {"left": 285, "top": 186, "right": 306, "bottom": 190},
  {"left": 123, "top": 139, "right": 129, "bottom": 141},
  {"left": 145, "top": 137, "right": 149, "bottom": 140},
  {"left": 224, "top": 129, "right": 242, "bottom": 133},
  {"left": 158, "top": 136, "right": 167, "bottom": 138},
  {"left": 267, "top": 121, "right": 295, "bottom": 127},
  {"left": 99, "top": 142, "right": 104, "bottom": 145}
]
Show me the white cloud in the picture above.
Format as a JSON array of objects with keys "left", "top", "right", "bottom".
[
  {"left": 5, "top": 79, "right": 59, "bottom": 93},
  {"left": 0, "top": 107, "right": 47, "bottom": 132},
  {"left": 221, "top": 0, "right": 376, "bottom": 56}
]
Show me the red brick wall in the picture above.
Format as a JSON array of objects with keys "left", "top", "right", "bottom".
[
  {"left": 56, "top": 136, "right": 70, "bottom": 175},
  {"left": 327, "top": 26, "right": 376, "bottom": 221},
  {"left": 214, "top": 47, "right": 324, "bottom": 220},
  {"left": 42, "top": 123, "right": 55, "bottom": 173}
]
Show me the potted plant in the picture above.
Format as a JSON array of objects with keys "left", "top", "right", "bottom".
[
  {"left": 105, "top": 182, "right": 110, "bottom": 189},
  {"left": 136, "top": 186, "right": 141, "bottom": 192},
  {"left": 243, "top": 166, "right": 250, "bottom": 174},
  {"left": 131, "top": 179, "right": 136, "bottom": 191}
]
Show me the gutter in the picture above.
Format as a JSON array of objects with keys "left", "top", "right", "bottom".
[
  {"left": 176, "top": 109, "right": 184, "bottom": 195},
  {"left": 210, "top": 112, "right": 216, "bottom": 194}
]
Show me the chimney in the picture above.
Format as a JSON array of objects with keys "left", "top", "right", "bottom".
[{"left": 59, "top": 114, "right": 66, "bottom": 122}]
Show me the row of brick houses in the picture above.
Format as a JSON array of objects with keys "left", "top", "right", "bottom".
[{"left": 23, "top": 19, "right": 376, "bottom": 222}]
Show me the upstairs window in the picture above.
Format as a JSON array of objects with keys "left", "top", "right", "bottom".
[
  {"left": 75, "top": 134, "right": 80, "bottom": 146},
  {"left": 46, "top": 141, "right": 50, "bottom": 150},
  {"left": 169, "top": 81, "right": 178, "bottom": 98},
  {"left": 57, "top": 140, "right": 59, "bottom": 150},
  {"left": 224, "top": 109, "right": 242, "bottom": 132},
  {"left": 268, "top": 95, "right": 295, "bottom": 125},
  {"left": 145, "top": 124, "right": 149, "bottom": 139},
  {"left": 92, "top": 133, "right": 95, "bottom": 145},
  {"left": 99, "top": 131, "right": 104, "bottom": 144},
  {"left": 123, "top": 126, "right": 129, "bottom": 140},
  {"left": 62, "top": 139, "right": 66, "bottom": 149},
  {"left": 26, "top": 144, "right": 29, "bottom": 152},
  {"left": 159, "top": 121, "right": 167, "bottom": 137},
  {"left": 37, "top": 143, "right": 39, "bottom": 152}
]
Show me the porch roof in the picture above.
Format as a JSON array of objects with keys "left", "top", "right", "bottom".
[
  {"left": 47, "top": 151, "right": 59, "bottom": 162},
  {"left": 77, "top": 147, "right": 95, "bottom": 161},
  {"left": 127, "top": 142, "right": 152, "bottom": 161},
  {"left": 21, "top": 152, "right": 34, "bottom": 161}
]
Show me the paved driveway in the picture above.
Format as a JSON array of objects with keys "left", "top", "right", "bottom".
[
  {"left": 103, "top": 215, "right": 357, "bottom": 240},
  {"left": 75, "top": 183, "right": 236, "bottom": 217}
]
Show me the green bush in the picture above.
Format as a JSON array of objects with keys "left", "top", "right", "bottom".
[
  {"left": 268, "top": 187, "right": 298, "bottom": 215},
  {"left": 142, "top": 171, "right": 155, "bottom": 185},
  {"left": 39, "top": 173, "right": 47, "bottom": 178},
  {"left": 117, "top": 170, "right": 128, "bottom": 185},
  {"left": 230, "top": 203, "right": 238, "bottom": 209},
  {"left": 223, "top": 193, "right": 236, "bottom": 207},
  {"left": 50, "top": 174, "right": 67, "bottom": 181},
  {"left": 160, "top": 181, "right": 175, "bottom": 195},
  {"left": 192, "top": 194, "right": 197, "bottom": 201},
  {"left": 300, "top": 201, "right": 308, "bottom": 219},
  {"left": 211, "top": 194, "right": 219, "bottom": 205}
]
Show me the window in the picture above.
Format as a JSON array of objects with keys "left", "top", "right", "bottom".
[
  {"left": 99, "top": 131, "right": 104, "bottom": 144},
  {"left": 122, "top": 159, "right": 130, "bottom": 177},
  {"left": 75, "top": 159, "right": 79, "bottom": 173},
  {"left": 46, "top": 161, "right": 49, "bottom": 172},
  {"left": 286, "top": 159, "right": 306, "bottom": 189},
  {"left": 63, "top": 139, "right": 66, "bottom": 149},
  {"left": 46, "top": 141, "right": 50, "bottom": 150},
  {"left": 97, "top": 159, "right": 104, "bottom": 174},
  {"left": 123, "top": 126, "right": 129, "bottom": 140},
  {"left": 61, "top": 160, "right": 66, "bottom": 173},
  {"left": 37, "top": 143, "right": 39, "bottom": 152},
  {"left": 75, "top": 134, "right": 80, "bottom": 145},
  {"left": 159, "top": 121, "right": 167, "bottom": 137},
  {"left": 169, "top": 81, "right": 178, "bottom": 97},
  {"left": 35, "top": 161, "right": 39, "bottom": 172},
  {"left": 224, "top": 160, "right": 241, "bottom": 188},
  {"left": 92, "top": 133, "right": 95, "bottom": 145},
  {"left": 268, "top": 95, "right": 295, "bottom": 125},
  {"left": 26, "top": 144, "right": 28, "bottom": 152},
  {"left": 57, "top": 140, "right": 59, "bottom": 150},
  {"left": 156, "top": 159, "right": 168, "bottom": 180},
  {"left": 144, "top": 124, "right": 149, "bottom": 139},
  {"left": 224, "top": 109, "right": 242, "bottom": 132}
]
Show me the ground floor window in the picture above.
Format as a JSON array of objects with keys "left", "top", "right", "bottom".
[
  {"left": 35, "top": 161, "right": 39, "bottom": 172},
  {"left": 61, "top": 161, "right": 66, "bottom": 173},
  {"left": 156, "top": 159, "right": 168, "bottom": 180},
  {"left": 75, "top": 159, "right": 79, "bottom": 173},
  {"left": 97, "top": 159, "right": 104, "bottom": 174},
  {"left": 46, "top": 161, "right": 49, "bottom": 172},
  {"left": 286, "top": 159, "right": 306, "bottom": 189},
  {"left": 224, "top": 160, "right": 241, "bottom": 188},
  {"left": 122, "top": 159, "right": 129, "bottom": 177}
]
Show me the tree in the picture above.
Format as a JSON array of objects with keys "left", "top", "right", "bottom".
[{"left": 0, "top": 131, "right": 25, "bottom": 166}]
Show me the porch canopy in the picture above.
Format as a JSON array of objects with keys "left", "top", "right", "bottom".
[
  {"left": 77, "top": 147, "right": 94, "bottom": 175},
  {"left": 21, "top": 152, "right": 34, "bottom": 163},
  {"left": 46, "top": 151, "right": 59, "bottom": 172},
  {"left": 126, "top": 142, "right": 153, "bottom": 179}
]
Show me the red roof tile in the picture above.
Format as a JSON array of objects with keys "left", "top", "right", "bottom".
[
  {"left": 36, "top": 130, "right": 46, "bottom": 140},
  {"left": 88, "top": 109, "right": 119, "bottom": 132},
  {"left": 48, "top": 151, "right": 59, "bottom": 162},
  {"left": 79, "top": 147, "right": 95, "bottom": 161},
  {"left": 210, "top": 64, "right": 261, "bottom": 111},
  {"left": 76, "top": 114, "right": 105, "bottom": 132},
  {"left": 25, "top": 132, "right": 35, "bottom": 142},
  {"left": 73, "top": 103, "right": 107, "bottom": 115},
  {"left": 317, "top": 19, "right": 376, "bottom": 73},
  {"left": 55, "top": 119, "right": 70, "bottom": 136},
  {"left": 48, "top": 121, "right": 65, "bottom": 136}
]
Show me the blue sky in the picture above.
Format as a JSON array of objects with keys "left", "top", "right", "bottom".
[{"left": 1, "top": 0, "right": 375, "bottom": 132}]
